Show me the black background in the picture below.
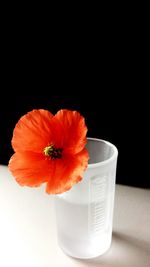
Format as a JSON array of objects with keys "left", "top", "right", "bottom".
[
  {"left": 0, "top": 92, "right": 148, "bottom": 188},
  {"left": 0, "top": 13, "right": 148, "bottom": 188}
]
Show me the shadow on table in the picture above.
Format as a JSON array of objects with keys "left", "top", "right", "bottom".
[{"left": 78, "top": 232, "right": 150, "bottom": 267}]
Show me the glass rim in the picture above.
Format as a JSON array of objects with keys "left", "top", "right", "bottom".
[{"left": 87, "top": 137, "right": 118, "bottom": 169}]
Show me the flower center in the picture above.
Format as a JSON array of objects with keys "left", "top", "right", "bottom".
[{"left": 43, "top": 144, "right": 63, "bottom": 159}]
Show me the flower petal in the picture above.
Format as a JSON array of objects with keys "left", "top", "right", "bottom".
[
  {"left": 12, "top": 109, "right": 53, "bottom": 153},
  {"left": 53, "top": 109, "right": 88, "bottom": 154},
  {"left": 46, "top": 148, "right": 89, "bottom": 194},
  {"left": 8, "top": 151, "right": 54, "bottom": 187}
]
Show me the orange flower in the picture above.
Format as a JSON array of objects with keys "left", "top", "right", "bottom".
[{"left": 8, "top": 109, "right": 89, "bottom": 194}]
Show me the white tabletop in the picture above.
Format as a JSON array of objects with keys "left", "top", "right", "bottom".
[{"left": 0, "top": 165, "right": 150, "bottom": 267}]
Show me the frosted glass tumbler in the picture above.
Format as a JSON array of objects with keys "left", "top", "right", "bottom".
[{"left": 55, "top": 138, "right": 118, "bottom": 259}]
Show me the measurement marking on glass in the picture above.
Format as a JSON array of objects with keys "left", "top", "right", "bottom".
[{"left": 88, "top": 175, "right": 108, "bottom": 236}]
